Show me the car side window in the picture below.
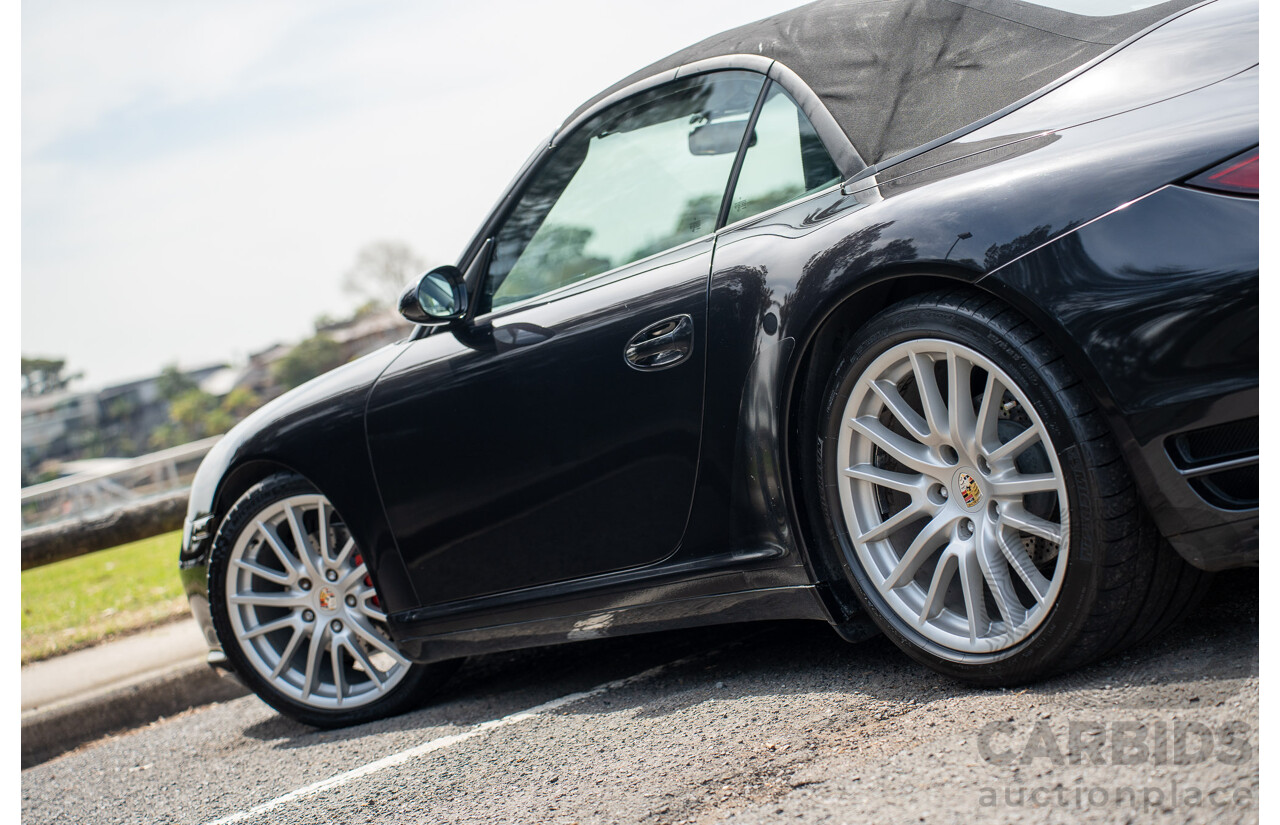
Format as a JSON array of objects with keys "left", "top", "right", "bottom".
[
  {"left": 725, "top": 83, "right": 842, "bottom": 225},
  {"left": 482, "top": 71, "right": 766, "bottom": 314}
]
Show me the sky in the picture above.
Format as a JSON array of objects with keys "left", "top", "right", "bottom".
[{"left": 21, "top": 0, "right": 804, "bottom": 390}]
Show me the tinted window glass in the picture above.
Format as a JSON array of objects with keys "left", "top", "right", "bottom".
[
  {"left": 726, "top": 84, "right": 841, "bottom": 225},
  {"left": 484, "top": 71, "right": 765, "bottom": 312}
]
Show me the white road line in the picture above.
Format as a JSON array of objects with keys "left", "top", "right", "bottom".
[{"left": 203, "top": 655, "right": 696, "bottom": 825}]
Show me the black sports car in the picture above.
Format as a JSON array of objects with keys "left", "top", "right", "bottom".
[{"left": 180, "top": 0, "right": 1258, "bottom": 727}]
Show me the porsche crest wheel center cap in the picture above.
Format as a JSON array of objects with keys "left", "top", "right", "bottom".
[
  {"left": 953, "top": 468, "right": 983, "bottom": 509},
  {"left": 317, "top": 586, "right": 339, "bottom": 612}
]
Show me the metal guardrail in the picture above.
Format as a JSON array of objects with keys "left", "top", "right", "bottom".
[{"left": 21, "top": 436, "right": 221, "bottom": 532}]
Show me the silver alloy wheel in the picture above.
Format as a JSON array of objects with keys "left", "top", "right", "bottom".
[
  {"left": 837, "top": 339, "right": 1070, "bottom": 658},
  {"left": 225, "top": 493, "right": 410, "bottom": 709}
]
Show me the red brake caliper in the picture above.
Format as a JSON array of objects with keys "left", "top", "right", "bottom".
[{"left": 353, "top": 553, "right": 379, "bottom": 608}]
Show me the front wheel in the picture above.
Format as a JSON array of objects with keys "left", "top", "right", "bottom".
[
  {"left": 208, "top": 473, "right": 456, "bottom": 727},
  {"left": 805, "top": 290, "right": 1207, "bottom": 684}
]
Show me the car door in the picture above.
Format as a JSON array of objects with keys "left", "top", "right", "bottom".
[{"left": 366, "top": 70, "right": 767, "bottom": 607}]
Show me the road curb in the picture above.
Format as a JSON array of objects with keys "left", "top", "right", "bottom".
[{"left": 21, "top": 658, "right": 248, "bottom": 769}]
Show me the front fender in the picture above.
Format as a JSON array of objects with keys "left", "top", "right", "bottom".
[{"left": 178, "top": 341, "right": 420, "bottom": 627}]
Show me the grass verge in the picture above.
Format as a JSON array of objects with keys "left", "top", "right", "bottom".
[{"left": 21, "top": 530, "right": 188, "bottom": 664}]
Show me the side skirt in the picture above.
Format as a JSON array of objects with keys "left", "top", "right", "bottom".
[{"left": 388, "top": 557, "right": 828, "bottom": 663}]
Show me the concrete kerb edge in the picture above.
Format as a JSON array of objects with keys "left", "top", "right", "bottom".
[{"left": 21, "top": 659, "right": 249, "bottom": 769}]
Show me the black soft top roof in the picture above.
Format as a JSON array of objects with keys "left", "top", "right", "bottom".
[{"left": 566, "top": 0, "right": 1198, "bottom": 166}]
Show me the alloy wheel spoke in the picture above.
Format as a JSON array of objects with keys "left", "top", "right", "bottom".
[
  {"left": 317, "top": 502, "right": 332, "bottom": 565},
  {"left": 976, "top": 530, "right": 1029, "bottom": 628},
  {"left": 957, "top": 550, "right": 990, "bottom": 643},
  {"left": 990, "top": 473, "right": 1059, "bottom": 497},
  {"left": 946, "top": 351, "right": 978, "bottom": 456},
  {"left": 918, "top": 551, "right": 958, "bottom": 625},
  {"left": 270, "top": 626, "right": 306, "bottom": 680},
  {"left": 301, "top": 624, "right": 329, "bottom": 699},
  {"left": 996, "top": 529, "right": 1051, "bottom": 604},
  {"left": 230, "top": 591, "right": 309, "bottom": 609},
  {"left": 343, "top": 638, "right": 386, "bottom": 689},
  {"left": 849, "top": 416, "right": 940, "bottom": 476},
  {"left": 1000, "top": 503, "right": 1064, "bottom": 545},
  {"left": 332, "top": 536, "right": 356, "bottom": 570},
  {"left": 868, "top": 379, "right": 930, "bottom": 443},
  {"left": 330, "top": 637, "right": 345, "bottom": 706},
  {"left": 974, "top": 372, "right": 1004, "bottom": 454},
  {"left": 234, "top": 558, "right": 294, "bottom": 587},
  {"left": 348, "top": 618, "right": 410, "bottom": 667},
  {"left": 858, "top": 500, "right": 925, "bottom": 544},
  {"left": 283, "top": 503, "right": 323, "bottom": 581},
  {"left": 337, "top": 563, "right": 368, "bottom": 594},
  {"left": 987, "top": 425, "right": 1040, "bottom": 465},
  {"left": 885, "top": 510, "right": 954, "bottom": 590},
  {"left": 909, "top": 352, "right": 949, "bottom": 442},
  {"left": 257, "top": 520, "right": 304, "bottom": 577},
  {"left": 241, "top": 614, "right": 296, "bottom": 640},
  {"left": 358, "top": 595, "right": 388, "bottom": 623},
  {"left": 843, "top": 463, "right": 926, "bottom": 495}
]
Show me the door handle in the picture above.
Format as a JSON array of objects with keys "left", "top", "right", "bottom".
[{"left": 624, "top": 314, "right": 694, "bottom": 371}]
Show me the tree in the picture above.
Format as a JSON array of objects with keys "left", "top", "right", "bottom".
[
  {"left": 172, "top": 389, "right": 233, "bottom": 437},
  {"left": 352, "top": 299, "right": 384, "bottom": 320},
  {"left": 149, "top": 386, "right": 262, "bottom": 450},
  {"left": 21, "top": 356, "right": 81, "bottom": 396},
  {"left": 343, "top": 240, "right": 427, "bottom": 308},
  {"left": 271, "top": 334, "right": 346, "bottom": 391},
  {"left": 149, "top": 389, "right": 223, "bottom": 449},
  {"left": 500, "top": 225, "right": 611, "bottom": 299},
  {"left": 155, "top": 364, "right": 197, "bottom": 401},
  {"left": 220, "top": 386, "right": 261, "bottom": 419}
]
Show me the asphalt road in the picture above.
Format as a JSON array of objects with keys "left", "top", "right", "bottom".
[{"left": 22, "top": 569, "right": 1257, "bottom": 825}]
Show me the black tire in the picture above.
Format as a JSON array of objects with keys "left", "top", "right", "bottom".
[
  {"left": 801, "top": 289, "right": 1208, "bottom": 685},
  {"left": 208, "top": 473, "right": 457, "bottom": 727}
]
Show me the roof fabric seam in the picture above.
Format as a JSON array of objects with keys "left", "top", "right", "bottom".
[{"left": 942, "top": 0, "right": 1121, "bottom": 45}]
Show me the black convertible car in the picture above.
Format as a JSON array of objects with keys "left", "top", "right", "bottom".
[{"left": 180, "top": 0, "right": 1258, "bottom": 726}]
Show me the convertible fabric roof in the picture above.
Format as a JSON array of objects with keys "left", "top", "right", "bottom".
[{"left": 565, "top": 0, "right": 1199, "bottom": 166}]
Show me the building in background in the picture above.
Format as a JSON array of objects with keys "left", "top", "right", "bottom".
[{"left": 20, "top": 309, "right": 410, "bottom": 486}]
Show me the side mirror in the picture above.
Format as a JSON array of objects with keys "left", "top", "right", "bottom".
[{"left": 398, "top": 265, "right": 469, "bottom": 326}]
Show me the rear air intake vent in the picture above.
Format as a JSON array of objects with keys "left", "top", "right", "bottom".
[
  {"left": 1189, "top": 468, "right": 1258, "bottom": 511},
  {"left": 1167, "top": 416, "right": 1258, "bottom": 470},
  {"left": 1166, "top": 417, "right": 1258, "bottom": 511}
]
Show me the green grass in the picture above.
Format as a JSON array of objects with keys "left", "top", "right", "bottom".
[{"left": 21, "top": 530, "right": 189, "bottom": 664}]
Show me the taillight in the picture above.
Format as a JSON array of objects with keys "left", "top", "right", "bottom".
[{"left": 1185, "top": 149, "right": 1258, "bottom": 195}]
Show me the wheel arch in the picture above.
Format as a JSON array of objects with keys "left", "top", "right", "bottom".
[
  {"left": 778, "top": 267, "right": 1130, "bottom": 623},
  {"left": 203, "top": 458, "right": 306, "bottom": 561},
  {"left": 781, "top": 270, "right": 970, "bottom": 621}
]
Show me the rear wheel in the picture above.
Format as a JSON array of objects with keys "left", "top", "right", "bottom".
[
  {"left": 209, "top": 473, "right": 456, "bottom": 727},
  {"left": 804, "top": 290, "right": 1208, "bottom": 683}
]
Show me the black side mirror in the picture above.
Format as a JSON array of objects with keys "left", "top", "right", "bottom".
[{"left": 399, "top": 265, "right": 469, "bottom": 327}]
